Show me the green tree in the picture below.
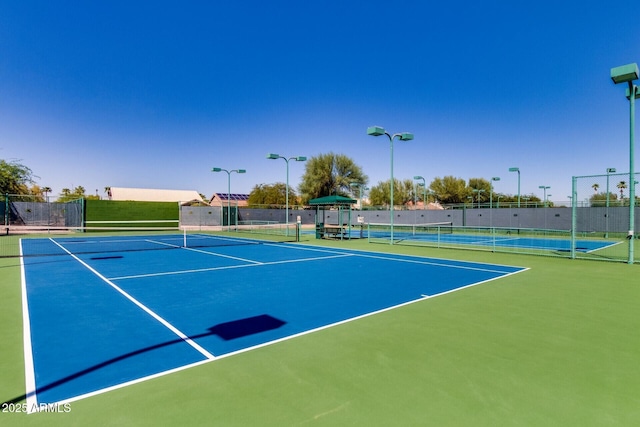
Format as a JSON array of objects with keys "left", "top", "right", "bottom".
[
  {"left": 298, "top": 153, "right": 367, "bottom": 203},
  {"left": 27, "top": 184, "right": 46, "bottom": 202},
  {"left": 468, "top": 177, "right": 492, "bottom": 204},
  {"left": 58, "top": 186, "right": 88, "bottom": 203},
  {"left": 368, "top": 179, "right": 415, "bottom": 207},
  {"left": 590, "top": 192, "right": 617, "bottom": 207},
  {"left": 248, "top": 183, "right": 297, "bottom": 207},
  {"left": 0, "top": 159, "right": 36, "bottom": 195},
  {"left": 429, "top": 176, "right": 469, "bottom": 204}
]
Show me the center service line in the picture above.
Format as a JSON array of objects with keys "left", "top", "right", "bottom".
[{"left": 48, "top": 238, "right": 216, "bottom": 360}]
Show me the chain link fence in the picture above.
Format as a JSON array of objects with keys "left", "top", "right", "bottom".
[
  {"left": 571, "top": 172, "right": 639, "bottom": 263},
  {"left": 2, "top": 194, "right": 83, "bottom": 228}
]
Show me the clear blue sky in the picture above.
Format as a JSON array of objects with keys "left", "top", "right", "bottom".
[{"left": 1, "top": 1, "right": 638, "bottom": 202}]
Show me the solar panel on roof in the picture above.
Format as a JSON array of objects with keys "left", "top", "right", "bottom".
[{"left": 216, "top": 193, "right": 249, "bottom": 201}]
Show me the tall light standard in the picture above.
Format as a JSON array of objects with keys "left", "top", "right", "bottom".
[
  {"left": 539, "top": 185, "right": 550, "bottom": 207},
  {"left": 212, "top": 167, "right": 246, "bottom": 231},
  {"left": 267, "top": 154, "right": 306, "bottom": 231},
  {"left": 490, "top": 177, "right": 500, "bottom": 227},
  {"left": 472, "top": 188, "right": 485, "bottom": 208},
  {"left": 603, "top": 167, "right": 617, "bottom": 239},
  {"left": 419, "top": 184, "right": 429, "bottom": 207},
  {"left": 367, "top": 126, "right": 414, "bottom": 244},
  {"left": 509, "top": 167, "right": 521, "bottom": 207},
  {"left": 611, "top": 62, "right": 639, "bottom": 264},
  {"left": 413, "top": 176, "right": 426, "bottom": 209}
]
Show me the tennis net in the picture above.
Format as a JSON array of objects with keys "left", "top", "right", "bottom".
[
  {"left": 1, "top": 223, "right": 300, "bottom": 258},
  {"left": 366, "top": 222, "right": 453, "bottom": 243}
]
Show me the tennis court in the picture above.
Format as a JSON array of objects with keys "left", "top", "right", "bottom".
[{"left": 19, "top": 231, "right": 525, "bottom": 410}]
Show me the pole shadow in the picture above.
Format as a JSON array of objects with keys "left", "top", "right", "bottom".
[{"left": 2, "top": 314, "right": 286, "bottom": 405}]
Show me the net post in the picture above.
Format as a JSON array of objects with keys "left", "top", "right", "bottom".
[{"left": 492, "top": 226, "right": 496, "bottom": 252}]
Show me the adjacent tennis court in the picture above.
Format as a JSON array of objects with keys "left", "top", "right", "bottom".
[
  {"left": 364, "top": 222, "right": 619, "bottom": 253},
  {"left": 19, "top": 231, "right": 526, "bottom": 409}
]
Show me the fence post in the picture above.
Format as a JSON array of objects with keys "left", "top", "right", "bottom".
[
  {"left": 4, "top": 193, "right": 8, "bottom": 226},
  {"left": 571, "top": 177, "right": 577, "bottom": 260}
]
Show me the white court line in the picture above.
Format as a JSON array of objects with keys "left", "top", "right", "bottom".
[
  {"left": 146, "top": 238, "right": 262, "bottom": 264},
  {"left": 23, "top": 238, "right": 528, "bottom": 409},
  {"left": 585, "top": 240, "right": 624, "bottom": 253},
  {"left": 48, "top": 238, "right": 216, "bottom": 360},
  {"left": 109, "top": 253, "right": 354, "bottom": 281},
  {"left": 19, "top": 240, "right": 39, "bottom": 412},
  {"left": 51, "top": 264, "right": 529, "bottom": 408},
  {"left": 347, "top": 251, "right": 517, "bottom": 274},
  {"left": 263, "top": 241, "right": 529, "bottom": 271}
]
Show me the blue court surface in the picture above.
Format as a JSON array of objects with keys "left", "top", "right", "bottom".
[{"left": 20, "top": 234, "right": 527, "bottom": 408}]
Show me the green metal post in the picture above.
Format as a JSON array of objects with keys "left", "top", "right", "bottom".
[
  {"left": 212, "top": 167, "right": 246, "bottom": 232},
  {"left": 367, "top": 127, "right": 413, "bottom": 244},
  {"left": 606, "top": 170, "right": 610, "bottom": 238},
  {"left": 628, "top": 81, "right": 636, "bottom": 264},
  {"left": 605, "top": 167, "right": 616, "bottom": 238},
  {"left": 4, "top": 193, "right": 9, "bottom": 227},
  {"left": 517, "top": 171, "right": 521, "bottom": 208},
  {"left": 413, "top": 176, "right": 426, "bottom": 209},
  {"left": 509, "top": 167, "right": 521, "bottom": 208},
  {"left": 610, "top": 63, "right": 638, "bottom": 263},
  {"left": 571, "top": 177, "right": 577, "bottom": 260},
  {"left": 267, "top": 154, "right": 306, "bottom": 236},
  {"left": 285, "top": 158, "right": 290, "bottom": 232},
  {"left": 390, "top": 137, "right": 394, "bottom": 243},
  {"left": 490, "top": 188, "right": 493, "bottom": 227},
  {"left": 413, "top": 182, "right": 417, "bottom": 208}
]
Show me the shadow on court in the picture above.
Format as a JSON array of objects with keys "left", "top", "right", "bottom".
[{"left": 2, "top": 314, "right": 286, "bottom": 405}]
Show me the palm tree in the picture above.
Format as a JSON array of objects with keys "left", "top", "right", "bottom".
[
  {"left": 41, "top": 186, "right": 52, "bottom": 201},
  {"left": 592, "top": 183, "right": 599, "bottom": 194},
  {"left": 617, "top": 181, "right": 627, "bottom": 203}
]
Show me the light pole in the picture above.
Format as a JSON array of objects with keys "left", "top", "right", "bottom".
[
  {"left": 367, "top": 126, "right": 414, "bottom": 244},
  {"left": 509, "top": 167, "right": 521, "bottom": 207},
  {"left": 490, "top": 177, "right": 500, "bottom": 227},
  {"left": 539, "top": 186, "right": 550, "bottom": 207},
  {"left": 350, "top": 182, "right": 360, "bottom": 209},
  {"left": 212, "top": 167, "right": 246, "bottom": 231},
  {"left": 611, "top": 62, "right": 639, "bottom": 264},
  {"left": 267, "top": 154, "right": 306, "bottom": 232},
  {"left": 472, "top": 188, "right": 485, "bottom": 208},
  {"left": 606, "top": 167, "right": 616, "bottom": 238},
  {"left": 419, "top": 183, "right": 429, "bottom": 207},
  {"left": 413, "top": 176, "right": 426, "bottom": 209}
]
